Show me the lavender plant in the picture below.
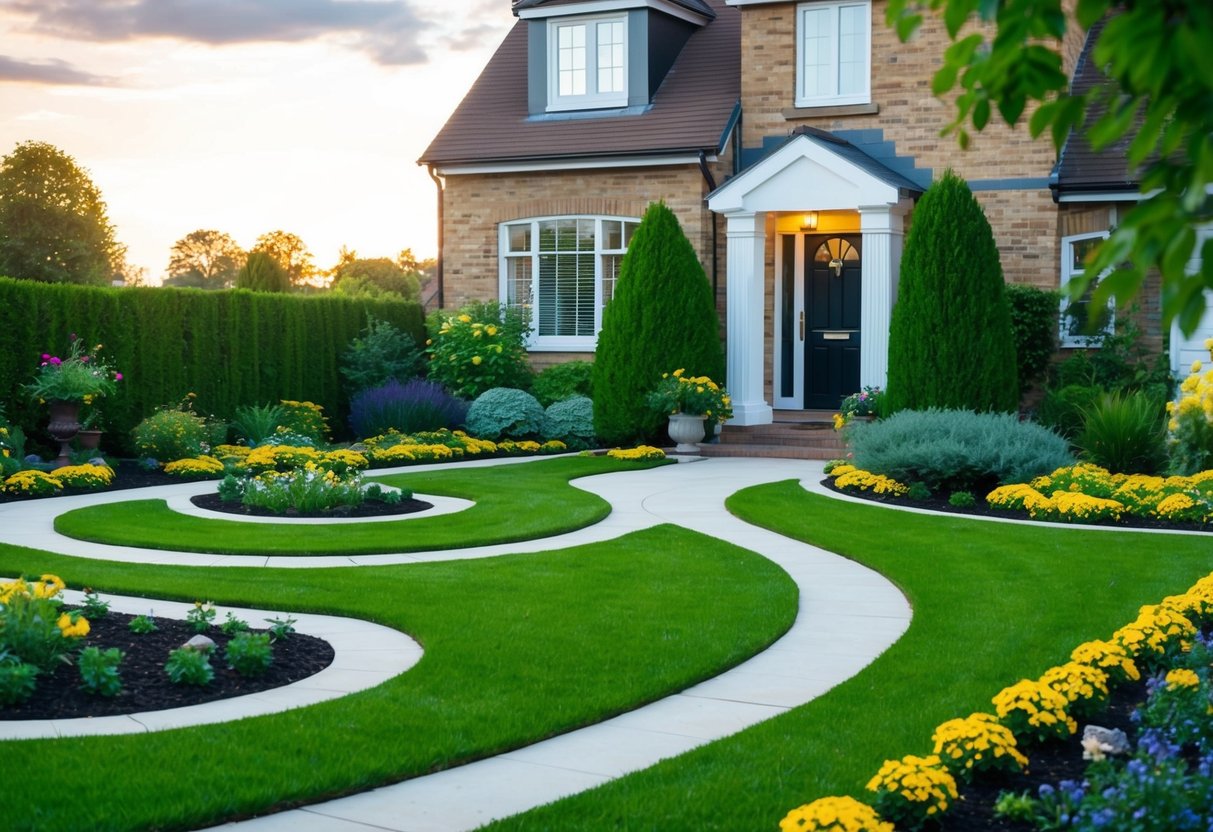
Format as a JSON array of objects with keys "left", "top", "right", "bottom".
[{"left": 349, "top": 379, "right": 468, "bottom": 439}]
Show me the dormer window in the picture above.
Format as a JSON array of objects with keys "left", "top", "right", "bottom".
[
  {"left": 548, "top": 15, "right": 629, "bottom": 111},
  {"left": 796, "top": 0, "right": 871, "bottom": 108}
]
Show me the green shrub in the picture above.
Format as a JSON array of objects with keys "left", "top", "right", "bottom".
[
  {"left": 1036, "top": 383, "right": 1104, "bottom": 440},
  {"left": 276, "top": 400, "right": 329, "bottom": 443},
  {"left": 849, "top": 408, "right": 1074, "bottom": 492},
  {"left": 426, "top": 301, "right": 532, "bottom": 399},
  {"left": 128, "top": 614, "right": 157, "bottom": 634},
  {"left": 533, "top": 361, "right": 594, "bottom": 407},
  {"left": 465, "top": 388, "right": 545, "bottom": 440},
  {"left": 541, "top": 396, "right": 596, "bottom": 449},
  {"left": 886, "top": 171, "right": 1018, "bottom": 413},
  {"left": 339, "top": 315, "right": 425, "bottom": 395},
  {"left": 132, "top": 398, "right": 225, "bottom": 462},
  {"left": 78, "top": 646, "right": 123, "bottom": 697},
  {"left": 907, "top": 481, "right": 931, "bottom": 501},
  {"left": 235, "top": 251, "right": 290, "bottom": 292},
  {"left": 949, "top": 491, "right": 976, "bottom": 508},
  {"left": 164, "top": 646, "right": 213, "bottom": 686},
  {"left": 0, "top": 653, "right": 38, "bottom": 706},
  {"left": 1077, "top": 391, "right": 1167, "bottom": 474},
  {"left": 225, "top": 632, "right": 273, "bottom": 678},
  {"left": 230, "top": 403, "right": 286, "bottom": 445},
  {"left": 593, "top": 202, "right": 725, "bottom": 445},
  {"left": 1005, "top": 283, "right": 1060, "bottom": 392}
]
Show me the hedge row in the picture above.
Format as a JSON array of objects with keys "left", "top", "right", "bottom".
[{"left": 0, "top": 277, "right": 424, "bottom": 450}]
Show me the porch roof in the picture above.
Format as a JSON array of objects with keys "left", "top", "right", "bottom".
[{"left": 707, "top": 127, "right": 923, "bottom": 214}]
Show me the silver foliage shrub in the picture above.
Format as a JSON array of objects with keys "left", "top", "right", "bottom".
[
  {"left": 541, "top": 396, "right": 596, "bottom": 449},
  {"left": 465, "top": 387, "right": 545, "bottom": 441},
  {"left": 848, "top": 409, "right": 1073, "bottom": 491}
]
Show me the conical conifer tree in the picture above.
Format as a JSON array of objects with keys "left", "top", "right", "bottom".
[
  {"left": 593, "top": 202, "right": 725, "bottom": 444},
  {"left": 886, "top": 170, "right": 1019, "bottom": 413}
]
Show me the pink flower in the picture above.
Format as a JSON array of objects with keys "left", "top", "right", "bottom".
[
  {"left": 80, "top": 356, "right": 89, "bottom": 363},
  {"left": 115, "top": 373, "right": 123, "bottom": 381},
  {"left": 48, "top": 357, "right": 61, "bottom": 366},
  {"left": 41, "top": 353, "right": 49, "bottom": 360}
]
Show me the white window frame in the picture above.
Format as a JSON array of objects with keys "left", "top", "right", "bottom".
[
  {"left": 795, "top": 0, "right": 872, "bottom": 108},
  {"left": 547, "top": 14, "right": 629, "bottom": 112},
  {"left": 500, "top": 215, "right": 641, "bottom": 351},
  {"left": 1060, "top": 230, "right": 1116, "bottom": 348}
]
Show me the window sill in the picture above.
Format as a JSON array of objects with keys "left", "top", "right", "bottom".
[
  {"left": 527, "top": 339, "right": 597, "bottom": 352},
  {"left": 783, "top": 103, "right": 879, "bottom": 120}
]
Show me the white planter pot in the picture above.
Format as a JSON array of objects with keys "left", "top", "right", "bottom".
[{"left": 667, "top": 413, "right": 707, "bottom": 454}]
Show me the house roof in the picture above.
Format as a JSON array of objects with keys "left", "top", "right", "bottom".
[
  {"left": 1052, "top": 16, "right": 1139, "bottom": 196},
  {"left": 419, "top": 0, "right": 738, "bottom": 169},
  {"left": 512, "top": 0, "right": 716, "bottom": 18}
]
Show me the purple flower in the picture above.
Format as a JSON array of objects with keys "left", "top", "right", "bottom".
[
  {"left": 41, "top": 353, "right": 49, "bottom": 360},
  {"left": 48, "top": 357, "right": 61, "bottom": 366},
  {"left": 115, "top": 372, "right": 123, "bottom": 381}
]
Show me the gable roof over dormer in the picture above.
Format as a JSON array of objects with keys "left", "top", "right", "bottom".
[{"left": 420, "top": 0, "right": 738, "bottom": 170}]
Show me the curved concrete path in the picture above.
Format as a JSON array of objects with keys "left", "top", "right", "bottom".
[{"left": 0, "top": 457, "right": 913, "bottom": 832}]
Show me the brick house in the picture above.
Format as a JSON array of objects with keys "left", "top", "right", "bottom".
[{"left": 419, "top": 0, "right": 1196, "bottom": 425}]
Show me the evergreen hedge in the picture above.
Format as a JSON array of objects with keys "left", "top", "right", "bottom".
[
  {"left": 886, "top": 170, "right": 1019, "bottom": 413},
  {"left": 593, "top": 202, "right": 725, "bottom": 444},
  {"left": 0, "top": 276, "right": 423, "bottom": 450}
]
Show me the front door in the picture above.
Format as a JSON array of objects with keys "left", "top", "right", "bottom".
[{"left": 804, "top": 236, "right": 862, "bottom": 409}]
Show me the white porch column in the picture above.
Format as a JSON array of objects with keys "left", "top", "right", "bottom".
[
  {"left": 724, "top": 211, "right": 774, "bottom": 426},
  {"left": 858, "top": 203, "right": 908, "bottom": 391}
]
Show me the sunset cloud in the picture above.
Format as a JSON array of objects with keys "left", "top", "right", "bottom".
[
  {"left": 1, "top": 0, "right": 434, "bottom": 66},
  {"left": 0, "top": 54, "right": 110, "bottom": 85}
]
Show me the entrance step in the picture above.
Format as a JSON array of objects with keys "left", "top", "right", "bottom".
[{"left": 702, "top": 416, "right": 847, "bottom": 460}]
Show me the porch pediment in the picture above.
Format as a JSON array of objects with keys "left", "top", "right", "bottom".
[{"left": 707, "top": 129, "right": 923, "bottom": 214}]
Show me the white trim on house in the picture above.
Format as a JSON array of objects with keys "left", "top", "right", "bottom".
[
  {"left": 435, "top": 154, "right": 710, "bottom": 176},
  {"left": 517, "top": 0, "right": 712, "bottom": 26},
  {"left": 1059, "top": 230, "right": 1115, "bottom": 348},
  {"left": 547, "top": 13, "right": 630, "bottom": 112},
  {"left": 1056, "top": 191, "right": 1149, "bottom": 203}
]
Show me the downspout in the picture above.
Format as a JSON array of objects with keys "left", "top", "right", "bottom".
[
  {"left": 427, "top": 165, "right": 445, "bottom": 311},
  {"left": 698, "top": 150, "right": 719, "bottom": 302}
]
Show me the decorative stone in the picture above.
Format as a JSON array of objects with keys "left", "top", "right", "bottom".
[
  {"left": 184, "top": 635, "right": 216, "bottom": 653},
  {"left": 348, "top": 443, "right": 369, "bottom": 453},
  {"left": 1081, "top": 725, "right": 1130, "bottom": 761}
]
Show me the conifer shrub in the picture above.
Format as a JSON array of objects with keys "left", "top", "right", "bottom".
[
  {"left": 1005, "top": 283, "right": 1060, "bottom": 393},
  {"left": 592, "top": 202, "right": 724, "bottom": 444},
  {"left": 886, "top": 171, "right": 1019, "bottom": 413},
  {"left": 465, "top": 388, "right": 544, "bottom": 440}
]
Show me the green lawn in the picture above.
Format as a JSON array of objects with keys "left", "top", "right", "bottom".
[
  {"left": 52, "top": 455, "right": 662, "bottom": 555},
  {"left": 0, "top": 522, "right": 796, "bottom": 832},
  {"left": 480, "top": 482, "right": 1213, "bottom": 831}
]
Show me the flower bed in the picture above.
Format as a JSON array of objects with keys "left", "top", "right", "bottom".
[{"left": 777, "top": 573, "right": 1213, "bottom": 831}]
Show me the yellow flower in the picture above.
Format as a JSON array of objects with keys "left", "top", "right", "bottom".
[
  {"left": 458, "top": 314, "right": 472, "bottom": 323},
  {"left": 472, "top": 355, "right": 482, "bottom": 365},
  {"left": 486, "top": 325, "right": 498, "bottom": 336},
  {"left": 1164, "top": 668, "right": 1200, "bottom": 690},
  {"left": 57, "top": 612, "right": 90, "bottom": 638}
]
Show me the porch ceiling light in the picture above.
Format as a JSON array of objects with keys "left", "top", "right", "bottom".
[{"left": 800, "top": 211, "right": 819, "bottom": 231}]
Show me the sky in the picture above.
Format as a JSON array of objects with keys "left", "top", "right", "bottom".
[{"left": 0, "top": 0, "right": 517, "bottom": 282}]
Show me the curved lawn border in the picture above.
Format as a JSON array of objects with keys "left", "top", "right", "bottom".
[
  {"left": 165, "top": 490, "right": 475, "bottom": 524},
  {"left": 0, "top": 588, "right": 422, "bottom": 741},
  {"left": 45, "top": 456, "right": 666, "bottom": 557}
]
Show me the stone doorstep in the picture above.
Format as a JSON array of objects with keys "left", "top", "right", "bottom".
[{"left": 697, "top": 443, "right": 842, "bottom": 460}]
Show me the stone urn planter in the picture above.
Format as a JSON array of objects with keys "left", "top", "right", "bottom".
[
  {"left": 667, "top": 412, "right": 708, "bottom": 454},
  {"left": 47, "top": 400, "right": 81, "bottom": 468},
  {"left": 76, "top": 430, "right": 103, "bottom": 452}
]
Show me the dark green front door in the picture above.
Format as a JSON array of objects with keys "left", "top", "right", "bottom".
[{"left": 805, "top": 236, "right": 862, "bottom": 409}]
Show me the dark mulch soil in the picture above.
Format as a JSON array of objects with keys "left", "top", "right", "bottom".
[
  {"left": 822, "top": 479, "right": 1212, "bottom": 534},
  {"left": 0, "top": 459, "right": 182, "bottom": 504},
  {"left": 1, "top": 608, "right": 335, "bottom": 720},
  {"left": 939, "top": 680, "right": 1145, "bottom": 830},
  {"left": 190, "top": 492, "right": 433, "bottom": 519}
]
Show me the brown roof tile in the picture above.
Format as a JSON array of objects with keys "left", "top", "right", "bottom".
[{"left": 419, "top": 0, "right": 739, "bottom": 167}]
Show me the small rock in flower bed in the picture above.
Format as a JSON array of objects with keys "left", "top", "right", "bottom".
[
  {"left": 1081, "top": 724, "right": 1130, "bottom": 759},
  {"left": 184, "top": 634, "right": 216, "bottom": 653}
]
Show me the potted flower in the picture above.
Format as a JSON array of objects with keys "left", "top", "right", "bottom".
[
  {"left": 646, "top": 369, "right": 733, "bottom": 453},
  {"left": 833, "top": 386, "right": 884, "bottom": 430},
  {"left": 24, "top": 335, "right": 123, "bottom": 465}
]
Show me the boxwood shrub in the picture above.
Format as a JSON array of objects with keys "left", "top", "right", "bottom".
[{"left": 848, "top": 409, "right": 1073, "bottom": 492}]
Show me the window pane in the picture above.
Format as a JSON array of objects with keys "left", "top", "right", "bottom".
[
  {"left": 507, "top": 224, "right": 531, "bottom": 253},
  {"left": 623, "top": 221, "right": 638, "bottom": 246},
  {"left": 597, "top": 21, "right": 625, "bottom": 94},
  {"left": 801, "top": 7, "right": 832, "bottom": 98},
  {"left": 538, "top": 252, "right": 596, "bottom": 337},
  {"left": 505, "top": 255, "right": 532, "bottom": 308},
  {"left": 1070, "top": 236, "right": 1102, "bottom": 273},
  {"left": 838, "top": 4, "right": 867, "bottom": 96},
  {"left": 603, "top": 220, "right": 622, "bottom": 250},
  {"left": 602, "top": 253, "right": 622, "bottom": 307},
  {"left": 557, "top": 24, "right": 586, "bottom": 97}
]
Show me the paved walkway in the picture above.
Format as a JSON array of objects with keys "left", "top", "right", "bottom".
[{"left": 0, "top": 457, "right": 913, "bottom": 832}]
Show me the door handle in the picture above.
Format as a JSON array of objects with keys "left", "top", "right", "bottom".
[{"left": 799, "top": 311, "right": 805, "bottom": 341}]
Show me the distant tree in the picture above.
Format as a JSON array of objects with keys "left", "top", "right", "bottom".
[
  {"left": 331, "top": 257, "right": 420, "bottom": 301},
  {"left": 164, "top": 229, "right": 245, "bottom": 289},
  {"left": 592, "top": 201, "right": 725, "bottom": 444},
  {"left": 0, "top": 140, "right": 124, "bottom": 285},
  {"left": 235, "top": 251, "right": 290, "bottom": 293},
  {"left": 886, "top": 171, "right": 1018, "bottom": 413},
  {"left": 252, "top": 230, "right": 315, "bottom": 287}
]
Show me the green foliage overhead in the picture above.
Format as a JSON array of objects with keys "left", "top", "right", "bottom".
[
  {"left": 886, "top": 171, "right": 1019, "bottom": 413},
  {"left": 884, "top": 0, "right": 1213, "bottom": 336},
  {"left": 1005, "top": 283, "right": 1060, "bottom": 392},
  {"left": 0, "top": 276, "right": 423, "bottom": 450},
  {"left": 592, "top": 202, "right": 724, "bottom": 444},
  {"left": 0, "top": 141, "right": 123, "bottom": 285},
  {"left": 331, "top": 258, "right": 421, "bottom": 302},
  {"left": 235, "top": 251, "right": 290, "bottom": 293}
]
